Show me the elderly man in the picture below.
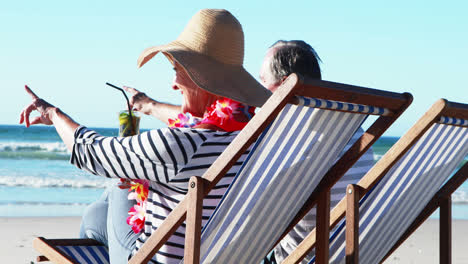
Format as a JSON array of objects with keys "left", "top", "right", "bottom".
[
  {"left": 259, "top": 40, "right": 374, "bottom": 263},
  {"left": 259, "top": 40, "right": 322, "bottom": 92}
]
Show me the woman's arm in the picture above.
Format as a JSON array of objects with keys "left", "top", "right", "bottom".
[
  {"left": 19, "top": 85, "right": 79, "bottom": 151},
  {"left": 123, "top": 86, "right": 181, "bottom": 124},
  {"left": 71, "top": 127, "right": 202, "bottom": 182},
  {"left": 19, "top": 85, "right": 198, "bottom": 183}
]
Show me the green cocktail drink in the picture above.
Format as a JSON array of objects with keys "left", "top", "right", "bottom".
[{"left": 119, "top": 111, "right": 141, "bottom": 137}]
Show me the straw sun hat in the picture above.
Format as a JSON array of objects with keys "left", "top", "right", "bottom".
[{"left": 137, "top": 9, "right": 271, "bottom": 107}]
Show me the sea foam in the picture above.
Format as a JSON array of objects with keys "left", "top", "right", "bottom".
[
  {"left": 0, "top": 141, "right": 69, "bottom": 153},
  {"left": 452, "top": 190, "right": 468, "bottom": 204},
  {"left": 0, "top": 176, "right": 112, "bottom": 189},
  {"left": 0, "top": 141, "right": 70, "bottom": 160}
]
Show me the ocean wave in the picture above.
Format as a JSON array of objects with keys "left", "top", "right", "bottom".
[
  {"left": 373, "top": 154, "right": 383, "bottom": 161},
  {"left": 0, "top": 141, "right": 68, "bottom": 152},
  {"left": 0, "top": 141, "right": 70, "bottom": 160},
  {"left": 452, "top": 190, "right": 468, "bottom": 204},
  {"left": 373, "top": 153, "right": 467, "bottom": 163},
  {"left": 0, "top": 176, "right": 111, "bottom": 189}
]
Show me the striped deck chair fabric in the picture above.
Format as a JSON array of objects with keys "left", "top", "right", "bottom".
[
  {"left": 55, "top": 245, "right": 109, "bottom": 264},
  {"left": 326, "top": 115, "right": 468, "bottom": 263},
  {"left": 273, "top": 127, "right": 375, "bottom": 263},
  {"left": 197, "top": 96, "right": 390, "bottom": 264}
]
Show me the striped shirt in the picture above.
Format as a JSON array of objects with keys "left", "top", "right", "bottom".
[
  {"left": 70, "top": 126, "right": 250, "bottom": 263},
  {"left": 273, "top": 128, "right": 375, "bottom": 263}
]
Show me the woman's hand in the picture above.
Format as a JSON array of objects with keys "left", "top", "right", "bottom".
[
  {"left": 19, "top": 85, "right": 80, "bottom": 151},
  {"left": 123, "top": 85, "right": 181, "bottom": 124},
  {"left": 19, "top": 85, "right": 56, "bottom": 127},
  {"left": 123, "top": 86, "right": 158, "bottom": 116}
]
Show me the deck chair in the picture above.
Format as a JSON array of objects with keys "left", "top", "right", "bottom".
[
  {"left": 282, "top": 99, "right": 468, "bottom": 264},
  {"left": 33, "top": 73, "right": 411, "bottom": 264}
]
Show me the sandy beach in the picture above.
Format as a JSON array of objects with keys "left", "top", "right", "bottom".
[
  {"left": 1, "top": 217, "right": 468, "bottom": 263},
  {"left": 0, "top": 217, "right": 82, "bottom": 264},
  {"left": 384, "top": 219, "right": 468, "bottom": 264}
]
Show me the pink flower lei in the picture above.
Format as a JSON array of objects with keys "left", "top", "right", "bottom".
[
  {"left": 119, "top": 179, "right": 149, "bottom": 233},
  {"left": 168, "top": 98, "right": 255, "bottom": 132},
  {"left": 122, "top": 98, "right": 255, "bottom": 233}
]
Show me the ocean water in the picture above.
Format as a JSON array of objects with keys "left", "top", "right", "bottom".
[
  {"left": 0, "top": 124, "right": 467, "bottom": 218},
  {"left": 0, "top": 125, "right": 122, "bottom": 217}
]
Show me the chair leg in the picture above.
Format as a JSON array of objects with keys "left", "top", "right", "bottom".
[
  {"left": 439, "top": 196, "right": 452, "bottom": 264},
  {"left": 316, "top": 189, "right": 330, "bottom": 264},
  {"left": 346, "top": 184, "right": 360, "bottom": 264},
  {"left": 184, "top": 176, "right": 206, "bottom": 264}
]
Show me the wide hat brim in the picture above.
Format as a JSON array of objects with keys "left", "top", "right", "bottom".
[{"left": 137, "top": 41, "right": 271, "bottom": 107}]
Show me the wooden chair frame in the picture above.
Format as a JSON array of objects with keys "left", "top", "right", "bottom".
[
  {"left": 283, "top": 99, "right": 468, "bottom": 264},
  {"left": 34, "top": 73, "right": 412, "bottom": 264}
]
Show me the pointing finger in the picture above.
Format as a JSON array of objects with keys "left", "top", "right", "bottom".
[{"left": 25, "top": 85, "right": 39, "bottom": 99}]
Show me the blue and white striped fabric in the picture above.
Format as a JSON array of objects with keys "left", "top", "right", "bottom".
[
  {"left": 327, "top": 122, "right": 468, "bottom": 264},
  {"left": 197, "top": 102, "right": 369, "bottom": 264},
  {"left": 296, "top": 96, "right": 392, "bottom": 116},
  {"left": 439, "top": 116, "right": 468, "bottom": 126},
  {"left": 56, "top": 245, "right": 109, "bottom": 264},
  {"left": 273, "top": 127, "right": 375, "bottom": 264}
]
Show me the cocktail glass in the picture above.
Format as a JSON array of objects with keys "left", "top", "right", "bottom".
[{"left": 118, "top": 110, "right": 141, "bottom": 137}]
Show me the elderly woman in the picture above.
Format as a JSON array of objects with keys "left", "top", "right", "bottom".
[{"left": 20, "top": 9, "right": 270, "bottom": 264}]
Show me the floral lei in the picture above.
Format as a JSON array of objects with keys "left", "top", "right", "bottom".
[
  {"left": 122, "top": 98, "right": 255, "bottom": 233},
  {"left": 168, "top": 98, "right": 255, "bottom": 132}
]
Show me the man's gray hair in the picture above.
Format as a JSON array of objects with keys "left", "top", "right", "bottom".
[{"left": 269, "top": 40, "right": 322, "bottom": 83}]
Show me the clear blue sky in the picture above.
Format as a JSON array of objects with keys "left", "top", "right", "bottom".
[{"left": 2, "top": 0, "right": 467, "bottom": 136}]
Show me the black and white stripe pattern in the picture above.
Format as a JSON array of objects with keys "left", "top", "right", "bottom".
[
  {"left": 273, "top": 128, "right": 375, "bottom": 264},
  {"left": 327, "top": 123, "right": 468, "bottom": 264},
  {"left": 71, "top": 127, "right": 250, "bottom": 263},
  {"left": 198, "top": 104, "right": 368, "bottom": 264}
]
